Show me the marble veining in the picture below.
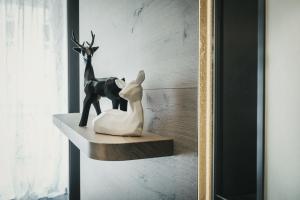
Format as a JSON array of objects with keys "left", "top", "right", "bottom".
[
  {"left": 80, "top": 0, "right": 198, "bottom": 199},
  {"left": 131, "top": 0, "right": 155, "bottom": 33},
  {"left": 80, "top": 0, "right": 199, "bottom": 90},
  {"left": 81, "top": 89, "right": 197, "bottom": 200}
]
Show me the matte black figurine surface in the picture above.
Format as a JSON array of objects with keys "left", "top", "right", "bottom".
[{"left": 72, "top": 31, "right": 127, "bottom": 127}]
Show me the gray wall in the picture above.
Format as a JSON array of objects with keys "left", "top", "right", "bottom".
[
  {"left": 79, "top": 0, "right": 198, "bottom": 200},
  {"left": 265, "top": 0, "right": 300, "bottom": 199}
]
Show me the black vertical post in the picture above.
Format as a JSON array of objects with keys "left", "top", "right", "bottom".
[
  {"left": 213, "top": 0, "right": 223, "bottom": 198},
  {"left": 214, "top": 0, "right": 265, "bottom": 199},
  {"left": 67, "top": 0, "right": 80, "bottom": 199},
  {"left": 257, "top": 0, "right": 265, "bottom": 199}
]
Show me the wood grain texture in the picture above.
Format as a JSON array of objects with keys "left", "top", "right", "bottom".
[
  {"left": 53, "top": 114, "right": 173, "bottom": 161},
  {"left": 143, "top": 89, "right": 198, "bottom": 154},
  {"left": 199, "top": 0, "right": 213, "bottom": 199}
]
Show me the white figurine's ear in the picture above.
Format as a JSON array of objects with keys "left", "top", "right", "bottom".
[
  {"left": 115, "top": 79, "right": 126, "bottom": 89},
  {"left": 136, "top": 70, "right": 145, "bottom": 85}
]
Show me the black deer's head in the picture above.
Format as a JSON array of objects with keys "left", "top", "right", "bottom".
[{"left": 71, "top": 31, "right": 99, "bottom": 60}]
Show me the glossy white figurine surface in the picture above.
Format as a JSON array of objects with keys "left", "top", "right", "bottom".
[{"left": 92, "top": 70, "right": 145, "bottom": 136}]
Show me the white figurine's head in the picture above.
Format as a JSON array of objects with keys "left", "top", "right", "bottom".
[{"left": 116, "top": 70, "right": 145, "bottom": 101}]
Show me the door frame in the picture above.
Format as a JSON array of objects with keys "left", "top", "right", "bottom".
[
  {"left": 198, "top": 0, "right": 265, "bottom": 199},
  {"left": 199, "top": 0, "right": 214, "bottom": 199}
]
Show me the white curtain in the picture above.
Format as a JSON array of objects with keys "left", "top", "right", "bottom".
[{"left": 0, "top": 0, "right": 68, "bottom": 199}]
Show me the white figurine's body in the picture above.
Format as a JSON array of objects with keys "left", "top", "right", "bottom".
[{"left": 92, "top": 71, "right": 145, "bottom": 136}]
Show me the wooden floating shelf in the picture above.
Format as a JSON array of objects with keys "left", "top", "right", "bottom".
[{"left": 53, "top": 113, "right": 174, "bottom": 161}]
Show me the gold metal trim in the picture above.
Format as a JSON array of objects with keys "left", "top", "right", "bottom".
[{"left": 199, "top": 0, "right": 213, "bottom": 199}]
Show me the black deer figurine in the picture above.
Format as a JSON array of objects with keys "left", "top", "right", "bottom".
[{"left": 72, "top": 31, "right": 127, "bottom": 127}]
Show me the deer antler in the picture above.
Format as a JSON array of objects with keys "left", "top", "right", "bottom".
[
  {"left": 71, "top": 31, "right": 85, "bottom": 48},
  {"left": 86, "top": 31, "right": 95, "bottom": 48}
]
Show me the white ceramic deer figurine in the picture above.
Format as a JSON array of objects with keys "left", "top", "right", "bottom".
[{"left": 92, "top": 70, "right": 145, "bottom": 136}]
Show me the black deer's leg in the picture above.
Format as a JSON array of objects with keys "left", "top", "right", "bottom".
[
  {"left": 112, "top": 99, "right": 120, "bottom": 109},
  {"left": 93, "top": 99, "right": 101, "bottom": 115},
  {"left": 79, "top": 96, "right": 92, "bottom": 127},
  {"left": 120, "top": 98, "right": 128, "bottom": 111},
  {"left": 79, "top": 96, "right": 93, "bottom": 127},
  {"left": 79, "top": 82, "right": 94, "bottom": 126}
]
